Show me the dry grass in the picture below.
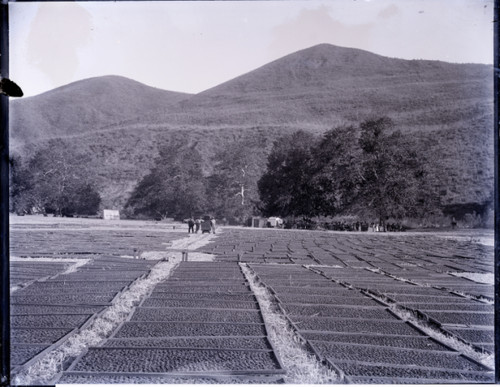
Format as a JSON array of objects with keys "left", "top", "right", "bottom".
[
  {"left": 240, "top": 264, "right": 339, "bottom": 384},
  {"left": 306, "top": 264, "right": 344, "bottom": 269},
  {"left": 168, "top": 233, "right": 217, "bottom": 251},
  {"left": 450, "top": 272, "right": 494, "bottom": 285},
  {"left": 449, "top": 290, "right": 494, "bottom": 305},
  {"left": 61, "top": 259, "right": 91, "bottom": 274},
  {"left": 138, "top": 251, "right": 170, "bottom": 260},
  {"left": 182, "top": 252, "right": 215, "bottom": 261}
]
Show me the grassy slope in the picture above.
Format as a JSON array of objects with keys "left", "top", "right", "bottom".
[
  {"left": 9, "top": 44, "right": 493, "bottom": 211},
  {"left": 9, "top": 75, "right": 192, "bottom": 150}
]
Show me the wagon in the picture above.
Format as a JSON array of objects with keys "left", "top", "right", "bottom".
[{"left": 201, "top": 216, "right": 213, "bottom": 234}]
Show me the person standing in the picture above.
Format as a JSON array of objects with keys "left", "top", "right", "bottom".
[
  {"left": 195, "top": 218, "right": 201, "bottom": 233},
  {"left": 210, "top": 217, "right": 216, "bottom": 234},
  {"left": 188, "top": 217, "right": 195, "bottom": 233}
]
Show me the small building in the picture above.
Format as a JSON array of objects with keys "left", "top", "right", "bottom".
[
  {"left": 103, "top": 209, "right": 120, "bottom": 220},
  {"left": 249, "top": 216, "right": 267, "bottom": 228},
  {"left": 267, "top": 217, "right": 283, "bottom": 228}
]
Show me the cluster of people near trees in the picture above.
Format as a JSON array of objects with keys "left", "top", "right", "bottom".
[
  {"left": 322, "top": 221, "right": 406, "bottom": 232},
  {"left": 281, "top": 218, "right": 406, "bottom": 232},
  {"left": 187, "top": 216, "right": 216, "bottom": 234}
]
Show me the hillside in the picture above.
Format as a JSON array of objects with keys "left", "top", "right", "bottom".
[
  {"left": 9, "top": 75, "right": 191, "bottom": 150},
  {"left": 120, "top": 44, "right": 491, "bottom": 130},
  {"left": 9, "top": 44, "right": 494, "bottom": 213}
]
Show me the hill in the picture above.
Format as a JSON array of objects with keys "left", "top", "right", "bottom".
[
  {"left": 9, "top": 75, "right": 191, "bottom": 150},
  {"left": 121, "top": 44, "right": 491, "bottom": 130},
  {"left": 9, "top": 44, "right": 493, "bottom": 214}
]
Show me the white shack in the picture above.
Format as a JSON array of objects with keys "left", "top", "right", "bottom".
[
  {"left": 250, "top": 216, "right": 267, "bottom": 228},
  {"left": 103, "top": 209, "right": 120, "bottom": 220}
]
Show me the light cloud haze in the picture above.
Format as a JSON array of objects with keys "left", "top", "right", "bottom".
[{"left": 9, "top": 0, "right": 493, "bottom": 97}]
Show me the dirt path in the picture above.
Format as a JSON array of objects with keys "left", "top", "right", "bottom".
[{"left": 166, "top": 232, "right": 217, "bottom": 250}]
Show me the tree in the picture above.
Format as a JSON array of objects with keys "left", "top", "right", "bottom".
[
  {"left": 208, "top": 140, "right": 267, "bottom": 223},
  {"left": 125, "top": 141, "right": 207, "bottom": 220},
  {"left": 10, "top": 155, "right": 38, "bottom": 214},
  {"left": 353, "top": 117, "right": 436, "bottom": 226},
  {"left": 10, "top": 140, "right": 101, "bottom": 216},
  {"left": 311, "top": 125, "right": 362, "bottom": 215},
  {"left": 256, "top": 118, "right": 437, "bottom": 224},
  {"left": 258, "top": 131, "right": 320, "bottom": 217},
  {"left": 62, "top": 183, "right": 102, "bottom": 216}
]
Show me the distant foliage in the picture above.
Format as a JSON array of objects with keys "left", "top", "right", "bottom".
[
  {"left": 207, "top": 139, "right": 268, "bottom": 223},
  {"left": 312, "top": 125, "right": 361, "bottom": 214},
  {"left": 258, "top": 118, "right": 439, "bottom": 223},
  {"left": 125, "top": 136, "right": 273, "bottom": 222},
  {"left": 351, "top": 118, "right": 438, "bottom": 223},
  {"left": 125, "top": 141, "right": 207, "bottom": 220},
  {"left": 10, "top": 140, "right": 101, "bottom": 216},
  {"left": 258, "top": 131, "right": 320, "bottom": 217},
  {"left": 9, "top": 155, "right": 35, "bottom": 214}
]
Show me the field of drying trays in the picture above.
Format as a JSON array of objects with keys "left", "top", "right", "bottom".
[{"left": 9, "top": 215, "right": 495, "bottom": 384}]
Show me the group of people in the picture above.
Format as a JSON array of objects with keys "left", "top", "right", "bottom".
[
  {"left": 283, "top": 219, "right": 406, "bottom": 232},
  {"left": 187, "top": 217, "right": 216, "bottom": 234},
  {"left": 323, "top": 221, "right": 406, "bottom": 232}
]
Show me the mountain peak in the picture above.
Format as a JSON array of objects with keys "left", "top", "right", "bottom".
[
  {"left": 195, "top": 44, "right": 400, "bottom": 97},
  {"left": 31, "top": 75, "right": 186, "bottom": 99},
  {"left": 10, "top": 75, "right": 192, "bottom": 145}
]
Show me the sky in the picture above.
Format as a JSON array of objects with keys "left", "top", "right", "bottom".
[{"left": 9, "top": 0, "right": 494, "bottom": 97}]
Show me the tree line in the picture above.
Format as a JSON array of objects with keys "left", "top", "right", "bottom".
[
  {"left": 10, "top": 117, "right": 438, "bottom": 224},
  {"left": 258, "top": 117, "right": 438, "bottom": 227},
  {"left": 10, "top": 140, "right": 101, "bottom": 217},
  {"left": 123, "top": 116, "right": 437, "bottom": 224},
  {"left": 122, "top": 138, "right": 266, "bottom": 222}
]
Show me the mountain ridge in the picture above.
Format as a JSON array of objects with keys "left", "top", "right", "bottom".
[
  {"left": 10, "top": 75, "right": 192, "bottom": 150},
  {"left": 9, "top": 44, "right": 493, "bottom": 212}
]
